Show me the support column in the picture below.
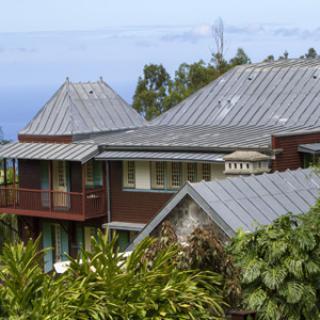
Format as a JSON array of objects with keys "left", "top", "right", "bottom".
[
  {"left": 3, "top": 159, "right": 7, "bottom": 186},
  {"left": 82, "top": 164, "right": 86, "bottom": 217},
  {"left": 48, "top": 161, "right": 52, "bottom": 212}
]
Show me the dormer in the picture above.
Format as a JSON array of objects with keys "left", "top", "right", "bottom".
[{"left": 224, "top": 151, "right": 271, "bottom": 175}]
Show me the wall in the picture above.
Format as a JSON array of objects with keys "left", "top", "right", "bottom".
[
  {"left": 153, "top": 195, "right": 228, "bottom": 243},
  {"left": 272, "top": 132, "right": 320, "bottom": 171},
  {"left": 19, "top": 160, "right": 41, "bottom": 189},
  {"left": 135, "top": 161, "right": 151, "bottom": 189},
  {"left": 211, "top": 163, "right": 225, "bottom": 179},
  {"left": 110, "top": 161, "right": 173, "bottom": 224}
]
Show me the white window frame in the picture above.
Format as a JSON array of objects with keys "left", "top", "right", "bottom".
[{"left": 123, "top": 161, "right": 135, "bottom": 188}]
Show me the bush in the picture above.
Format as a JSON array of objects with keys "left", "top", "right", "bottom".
[
  {"left": 228, "top": 201, "right": 320, "bottom": 320},
  {"left": 0, "top": 230, "right": 225, "bottom": 319}
]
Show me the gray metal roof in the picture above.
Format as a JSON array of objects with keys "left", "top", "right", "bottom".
[
  {"left": 19, "top": 79, "right": 145, "bottom": 137},
  {"left": 0, "top": 142, "right": 98, "bottom": 163},
  {"left": 95, "top": 150, "right": 224, "bottom": 162},
  {"left": 298, "top": 143, "right": 320, "bottom": 154},
  {"left": 103, "top": 221, "right": 146, "bottom": 232},
  {"left": 129, "top": 168, "right": 320, "bottom": 249},
  {"left": 83, "top": 123, "right": 320, "bottom": 151},
  {"left": 151, "top": 59, "right": 320, "bottom": 129}
]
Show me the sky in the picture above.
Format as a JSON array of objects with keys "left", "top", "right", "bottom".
[{"left": 1, "top": 0, "right": 320, "bottom": 140}]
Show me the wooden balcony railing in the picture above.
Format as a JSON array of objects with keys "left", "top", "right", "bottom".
[{"left": 0, "top": 186, "right": 106, "bottom": 221}]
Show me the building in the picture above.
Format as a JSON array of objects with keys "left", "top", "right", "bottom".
[
  {"left": 2, "top": 59, "right": 320, "bottom": 268},
  {"left": 128, "top": 168, "right": 320, "bottom": 249}
]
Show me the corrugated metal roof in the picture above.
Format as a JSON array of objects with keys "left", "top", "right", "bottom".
[
  {"left": 151, "top": 59, "right": 320, "bottom": 128},
  {"left": 0, "top": 142, "right": 98, "bottom": 163},
  {"left": 103, "top": 221, "right": 146, "bottom": 232},
  {"left": 129, "top": 168, "right": 320, "bottom": 249},
  {"left": 298, "top": 143, "right": 320, "bottom": 154},
  {"left": 83, "top": 123, "right": 320, "bottom": 151},
  {"left": 95, "top": 150, "right": 225, "bottom": 162},
  {"left": 19, "top": 79, "right": 145, "bottom": 136}
]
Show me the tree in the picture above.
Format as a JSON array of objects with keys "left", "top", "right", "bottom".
[
  {"left": 278, "top": 50, "right": 289, "bottom": 60},
  {"left": 229, "top": 48, "right": 251, "bottom": 66},
  {"left": 228, "top": 202, "right": 320, "bottom": 320},
  {"left": 211, "top": 18, "right": 228, "bottom": 73},
  {"left": 305, "top": 47, "right": 318, "bottom": 59},
  {"left": 0, "top": 230, "right": 226, "bottom": 319},
  {"left": 132, "top": 64, "right": 174, "bottom": 120},
  {"left": 263, "top": 55, "right": 275, "bottom": 62}
]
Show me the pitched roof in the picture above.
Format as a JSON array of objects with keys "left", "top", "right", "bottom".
[
  {"left": 151, "top": 59, "right": 320, "bottom": 129},
  {"left": 224, "top": 150, "right": 270, "bottom": 161},
  {"left": 129, "top": 168, "right": 320, "bottom": 249},
  {"left": 83, "top": 123, "right": 320, "bottom": 152},
  {"left": 95, "top": 150, "right": 225, "bottom": 162},
  {"left": 0, "top": 142, "right": 98, "bottom": 163},
  {"left": 19, "top": 78, "right": 145, "bottom": 137}
]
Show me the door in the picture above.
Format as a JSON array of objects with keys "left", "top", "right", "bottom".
[
  {"left": 52, "top": 161, "right": 69, "bottom": 208},
  {"left": 43, "top": 222, "right": 69, "bottom": 273}
]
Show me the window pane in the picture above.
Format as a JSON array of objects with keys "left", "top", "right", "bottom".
[
  {"left": 127, "top": 161, "right": 135, "bottom": 185},
  {"left": 171, "top": 162, "right": 182, "bottom": 187},
  {"left": 202, "top": 163, "right": 211, "bottom": 181},
  {"left": 187, "top": 163, "right": 197, "bottom": 182},
  {"left": 156, "top": 162, "right": 165, "bottom": 186}
]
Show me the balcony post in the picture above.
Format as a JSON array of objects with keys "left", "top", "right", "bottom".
[
  {"left": 12, "top": 159, "right": 16, "bottom": 209},
  {"left": 3, "top": 158, "right": 7, "bottom": 186},
  {"left": 48, "top": 161, "right": 52, "bottom": 212},
  {"left": 82, "top": 164, "right": 86, "bottom": 217}
]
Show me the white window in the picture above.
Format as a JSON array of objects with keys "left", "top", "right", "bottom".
[
  {"left": 201, "top": 163, "right": 211, "bottom": 181},
  {"left": 151, "top": 162, "right": 166, "bottom": 189},
  {"left": 123, "top": 161, "right": 135, "bottom": 188},
  {"left": 170, "top": 162, "right": 182, "bottom": 188},
  {"left": 186, "top": 163, "right": 197, "bottom": 182},
  {"left": 85, "top": 160, "right": 94, "bottom": 187}
]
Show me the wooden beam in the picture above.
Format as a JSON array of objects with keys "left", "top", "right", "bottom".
[
  {"left": 3, "top": 159, "right": 7, "bottom": 186},
  {"left": 48, "top": 161, "right": 52, "bottom": 212},
  {"left": 82, "top": 164, "right": 86, "bottom": 217}
]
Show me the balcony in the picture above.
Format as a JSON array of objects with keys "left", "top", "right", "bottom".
[{"left": 0, "top": 186, "right": 106, "bottom": 221}]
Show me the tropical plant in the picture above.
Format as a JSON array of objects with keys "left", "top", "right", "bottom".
[
  {"left": 228, "top": 202, "right": 320, "bottom": 320},
  {"left": 0, "top": 230, "right": 226, "bottom": 319}
]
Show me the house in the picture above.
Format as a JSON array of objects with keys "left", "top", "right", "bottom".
[
  {"left": 0, "top": 78, "right": 145, "bottom": 271},
  {"left": 128, "top": 168, "right": 320, "bottom": 249},
  {"left": 2, "top": 59, "right": 320, "bottom": 268}
]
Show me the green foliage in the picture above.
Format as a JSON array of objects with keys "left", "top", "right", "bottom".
[
  {"left": 228, "top": 205, "right": 320, "bottom": 320},
  {"left": 132, "top": 64, "right": 174, "bottom": 120},
  {"left": 132, "top": 47, "right": 251, "bottom": 120},
  {"left": 0, "top": 230, "right": 225, "bottom": 319}
]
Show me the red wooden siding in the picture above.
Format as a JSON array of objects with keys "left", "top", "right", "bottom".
[
  {"left": 18, "top": 134, "right": 73, "bottom": 143},
  {"left": 110, "top": 161, "right": 173, "bottom": 224},
  {"left": 19, "top": 160, "right": 41, "bottom": 189},
  {"left": 272, "top": 132, "right": 320, "bottom": 171}
]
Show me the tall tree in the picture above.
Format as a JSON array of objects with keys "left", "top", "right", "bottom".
[
  {"left": 305, "top": 47, "right": 318, "bottom": 59},
  {"left": 211, "top": 18, "right": 228, "bottom": 73},
  {"left": 229, "top": 48, "right": 251, "bottom": 66},
  {"left": 132, "top": 64, "right": 173, "bottom": 120}
]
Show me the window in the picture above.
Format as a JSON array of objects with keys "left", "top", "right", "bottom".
[
  {"left": 57, "top": 161, "right": 66, "bottom": 187},
  {"left": 123, "top": 161, "right": 135, "bottom": 188},
  {"left": 152, "top": 162, "right": 166, "bottom": 189},
  {"left": 85, "top": 161, "right": 94, "bottom": 187},
  {"left": 228, "top": 163, "right": 232, "bottom": 169},
  {"left": 246, "top": 163, "right": 250, "bottom": 169},
  {"left": 202, "top": 163, "right": 211, "bottom": 181},
  {"left": 170, "top": 162, "right": 182, "bottom": 188},
  {"left": 234, "top": 163, "right": 237, "bottom": 169},
  {"left": 240, "top": 163, "right": 243, "bottom": 169},
  {"left": 127, "top": 161, "right": 135, "bottom": 185},
  {"left": 187, "top": 163, "right": 197, "bottom": 182}
]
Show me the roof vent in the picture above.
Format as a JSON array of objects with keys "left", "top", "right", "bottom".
[
  {"left": 248, "top": 77, "right": 252, "bottom": 80},
  {"left": 313, "top": 75, "right": 318, "bottom": 79},
  {"left": 89, "top": 90, "right": 94, "bottom": 94}
]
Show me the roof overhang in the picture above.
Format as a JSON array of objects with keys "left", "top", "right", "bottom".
[
  {"left": 0, "top": 142, "right": 99, "bottom": 164},
  {"left": 103, "top": 221, "right": 146, "bottom": 232},
  {"left": 298, "top": 143, "right": 320, "bottom": 155},
  {"left": 95, "top": 151, "right": 225, "bottom": 163}
]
